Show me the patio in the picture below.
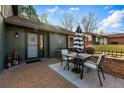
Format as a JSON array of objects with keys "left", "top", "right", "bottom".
[
  {"left": 0, "top": 58, "right": 76, "bottom": 88},
  {"left": 0, "top": 58, "right": 124, "bottom": 88}
]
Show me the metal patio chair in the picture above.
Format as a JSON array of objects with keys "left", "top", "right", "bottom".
[
  {"left": 82, "top": 54, "right": 105, "bottom": 86},
  {"left": 60, "top": 49, "right": 74, "bottom": 70}
]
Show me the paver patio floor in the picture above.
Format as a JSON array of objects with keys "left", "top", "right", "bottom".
[
  {"left": 0, "top": 58, "right": 76, "bottom": 88},
  {"left": 0, "top": 58, "right": 124, "bottom": 88}
]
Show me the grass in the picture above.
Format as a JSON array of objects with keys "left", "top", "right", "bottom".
[{"left": 95, "top": 44, "right": 124, "bottom": 52}]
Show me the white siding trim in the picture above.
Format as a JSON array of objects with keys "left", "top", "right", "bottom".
[{"left": 0, "top": 6, "right": 1, "bottom": 12}]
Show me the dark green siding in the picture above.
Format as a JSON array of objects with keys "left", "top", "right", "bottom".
[
  {"left": 6, "top": 26, "right": 68, "bottom": 60},
  {"left": 6, "top": 26, "right": 26, "bottom": 61},
  {"left": 49, "top": 33, "right": 67, "bottom": 58},
  {"left": 43, "top": 33, "right": 49, "bottom": 58},
  {"left": 0, "top": 15, "right": 6, "bottom": 71}
]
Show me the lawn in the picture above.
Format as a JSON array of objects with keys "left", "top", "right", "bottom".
[{"left": 95, "top": 44, "right": 124, "bottom": 52}]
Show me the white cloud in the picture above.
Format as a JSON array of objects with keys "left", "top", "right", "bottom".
[
  {"left": 111, "top": 23, "right": 122, "bottom": 28},
  {"left": 94, "top": 27, "right": 104, "bottom": 34},
  {"left": 108, "top": 10, "right": 115, "bottom": 14},
  {"left": 69, "top": 7, "right": 79, "bottom": 12},
  {"left": 104, "top": 6, "right": 109, "bottom": 10},
  {"left": 100, "top": 9, "right": 124, "bottom": 29},
  {"left": 47, "top": 6, "right": 59, "bottom": 13}
]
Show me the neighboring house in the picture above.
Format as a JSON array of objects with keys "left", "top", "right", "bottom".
[
  {"left": 84, "top": 32, "right": 108, "bottom": 45},
  {"left": 68, "top": 31, "right": 108, "bottom": 48},
  {"left": 0, "top": 5, "right": 73, "bottom": 71},
  {"left": 107, "top": 33, "right": 124, "bottom": 44}
]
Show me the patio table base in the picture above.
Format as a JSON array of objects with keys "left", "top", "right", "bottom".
[{"left": 71, "top": 67, "right": 81, "bottom": 74}]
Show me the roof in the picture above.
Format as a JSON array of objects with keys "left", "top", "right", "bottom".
[
  {"left": 83, "top": 32, "right": 107, "bottom": 37},
  {"left": 4, "top": 16, "right": 73, "bottom": 35},
  {"left": 66, "top": 30, "right": 108, "bottom": 37},
  {"left": 107, "top": 33, "right": 124, "bottom": 38}
]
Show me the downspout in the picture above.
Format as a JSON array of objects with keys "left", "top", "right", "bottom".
[{"left": 0, "top": 12, "right": 5, "bottom": 20}]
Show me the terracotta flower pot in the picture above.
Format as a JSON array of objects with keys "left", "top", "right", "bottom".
[{"left": 85, "top": 47, "right": 95, "bottom": 54}]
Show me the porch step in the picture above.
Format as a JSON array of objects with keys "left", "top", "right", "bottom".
[{"left": 26, "top": 58, "right": 42, "bottom": 64}]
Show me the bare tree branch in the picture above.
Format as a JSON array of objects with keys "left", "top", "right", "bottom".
[
  {"left": 59, "top": 13, "right": 75, "bottom": 31},
  {"left": 39, "top": 13, "right": 49, "bottom": 24},
  {"left": 81, "top": 13, "right": 97, "bottom": 32}
]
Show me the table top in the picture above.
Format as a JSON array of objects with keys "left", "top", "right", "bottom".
[
  {"left": 65, "top": 53, "right": 91, "bottom": 60},
  {"left": 65, "top": 52, "right": 100, "bottom": 59}
]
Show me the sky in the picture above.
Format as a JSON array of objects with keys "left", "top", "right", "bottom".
[{"left": 33, "top": 5, "right": 124, "bottom": 34}]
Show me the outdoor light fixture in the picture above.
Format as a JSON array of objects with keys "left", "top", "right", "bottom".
[{"left": 15, "top": 32, "right": 19, "bottom": 38}]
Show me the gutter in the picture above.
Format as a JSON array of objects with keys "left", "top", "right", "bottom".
[{"left": 0, "top": 11, "right": 5, "bottom": 20}]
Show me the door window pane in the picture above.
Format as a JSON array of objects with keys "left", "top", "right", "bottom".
[
  {"left": 40, "top": 34, "right": 44, "bottom": 57},
  {"left": 28, "top": 33, "right": 38, "bottom": 45},
  {"left": 27, "top": 33, "right": 38, "bottom": 58}
]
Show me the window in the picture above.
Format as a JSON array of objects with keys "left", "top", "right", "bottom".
[
  {"left": 96, "top": 37, "right": 99, "bottom": 42},
  {"left": 87, "top": 35, "right": 92, "bottom": 41},
  {"left": 111, "top": 41, "right": 118, "bottom": 44},
  {"left": 68, "top": 36, "right": 74, "bottom": 48},
  {"left": 70, "top": 37, "right": 74, "bottom": 46}
]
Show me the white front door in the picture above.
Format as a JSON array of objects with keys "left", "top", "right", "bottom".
[{"left": 27, "top": 33, "right": 38, "bottom": 58}]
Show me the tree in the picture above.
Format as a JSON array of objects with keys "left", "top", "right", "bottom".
[
  {"left": 81, "top": 13, "right": 97, "bottom": 32},
  {"left": 18, "top": 5, "right": 27, "bottom": 17},
  {"left": 39, "top": 13, "right": 49, "bottom": 24},
  {"left": 59, "top": 13, "right": 75, "bottom": 31},
  {"left": 18, "top": 5, "right": 40, "bottom": 21}
]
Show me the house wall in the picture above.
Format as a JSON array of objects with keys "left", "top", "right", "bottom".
[
  {"left": 84, "top": 34, "right": 93, "bottom": 45},
  {"left": 49, "top": 33, "right": 67, "bottom": 58},
  {"left": 99, "top": 38, "right": 104, "bottom": 44},
  {"left": 108, "top": 37, "right": 124, "bottom": 44},
  {"left": 1, "top": 5, "right": 13, "bottom": 18},
  {"left": 6, "top": 25, "right": 67, "bottom": 59},
  {"left": 0, "top": 13, "right": 6, "bottom": 71},
  {"left": 6, "top": 26, "right": 26, "bottom": 61},
  {"left": 104, "top": 38, "right": 108, "bottom": 44},
  {"left": 6, "top": 26, "right": 50, "bottom": 61},
  {"left": 43, "top": 33, "right": 49, "bottom": 58},
  {"left": 0, "top": 5, "right": 13, "bottom": 71},
  {"left": 68, "top": 36, "right": 74, "bottom": 48},
  {"left": 99, "top": 37, "right": 108, "bottom": 45}
]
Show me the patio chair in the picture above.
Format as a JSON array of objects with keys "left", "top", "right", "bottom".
[
  {"left": 81, "top": 54, "right": 105, "bottom": 86},
  {"left": 61, "top": 49, "right": 74, "bottom": 70}
]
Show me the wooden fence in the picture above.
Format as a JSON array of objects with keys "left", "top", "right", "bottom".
[{"left": 95, "top": 50, "right": 124, "bottom": 58}]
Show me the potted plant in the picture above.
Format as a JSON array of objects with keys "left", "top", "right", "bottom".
[{"left": 85, "top": 45, "right": 96, "bottom": 54}]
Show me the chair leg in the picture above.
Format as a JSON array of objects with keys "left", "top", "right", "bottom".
[
  {"left": 80, "top": 65, "right": 84, "bottom": 79},
  {"left": 60, "top": 61, "right": 62, "bottom": 66},
  {"left": 87, "top": 68, "right": 89, "bottom": 73},
  {"left": 97, "top": 70, "right": 103, "bottom": 86},
  {"left": 87, "top": 68, "right": 91, "bottom": 73},
  {"left": 101, "top": 68, "right": 105, "bottom": 80},
  {"left": 67, "top": 61, "right": 69, "bottom": 70},
  {"left": 64, "top": 61, "right": 67, "bottom": 70},
  {"left": 89, "top": 68, "right": 91, "bottom": 72},
  {"left": 64, "top": 60, "right": 70, "bottom": 70},
  {"left": 74, "top": 63, "right": 76, "bottom": 68},
  {"left": 64, "top": 64, "right": 66, "bottom": 70}
]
